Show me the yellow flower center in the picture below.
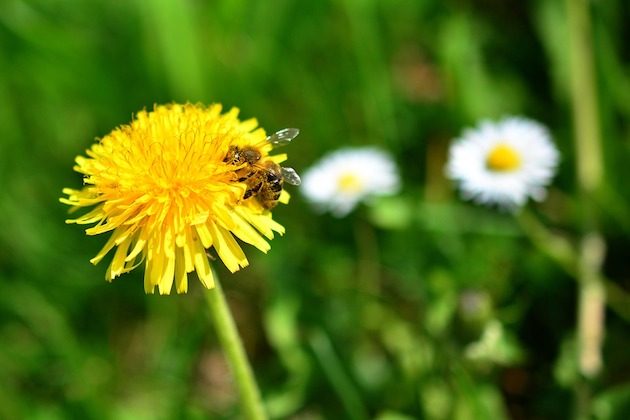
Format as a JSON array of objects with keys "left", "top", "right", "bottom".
[
  {"left": 337, "top": 173, "right": 362, "bottom": 193},
  {"left": 486, "top": 143, "right": 521, "bottom": 172}
]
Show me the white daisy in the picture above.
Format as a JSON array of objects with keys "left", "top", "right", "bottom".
[
  {"left": 301, "top": 147, "right": 400, "bottom": 217},
  {"left": 446, "top": 117, "right": 559, "bottom": 210}
]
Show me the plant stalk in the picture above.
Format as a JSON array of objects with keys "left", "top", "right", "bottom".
[
  {"left": 516, "top": 211, "right": 630, "bottom": 322},
  {"left": 206, "top": 278, "right": 267, "bottom": 420},
  {"left": 565, "top": 0, "right": 606, "bottom": 417},
  {"left": 565, "top": 0, "right": 606, "bottom": 380}
]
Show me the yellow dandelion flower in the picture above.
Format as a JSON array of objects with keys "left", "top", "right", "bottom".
[{"left": 61, "top": 103, "right": 297, "bottom": 295}]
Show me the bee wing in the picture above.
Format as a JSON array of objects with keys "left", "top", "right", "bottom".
[
  {"left": 267, "top": 128, "right": 300, "bottom": 146},
  {"left": 281, "top": 167, "right": 301, "bottom": 186}
]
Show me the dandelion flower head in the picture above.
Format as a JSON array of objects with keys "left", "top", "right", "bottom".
[
  {"left": 446, "top": 117, "right": 559, "bottom": 210},
  {"left": 301, "top": 147, "right": 400, "bottom": 217},
  {"left": 61, "top": 103, "right": 292, "bottom": 294}
]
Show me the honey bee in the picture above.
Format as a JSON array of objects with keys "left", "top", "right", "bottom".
[{"left": 223, "top": 128, "right": 301, "bottom": 209}]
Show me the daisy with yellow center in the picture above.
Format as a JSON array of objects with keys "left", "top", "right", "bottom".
[
  {"left": 446, "top": 117, "right": 559, "bottom": 210},
  {"left": 61, "top": 103, "right": 291, "bottom": 294},
  {"left": 337, "top": 172, "right": 363, "bottom": 193},
  {"left": 301, "top": 147, "right": 400, "bottom": 217}
]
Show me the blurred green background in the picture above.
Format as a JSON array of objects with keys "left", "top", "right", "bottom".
[{"left": 1, "top": 0, "right": 629, "bottom": 418}]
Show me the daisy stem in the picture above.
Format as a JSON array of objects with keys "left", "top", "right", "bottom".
[
  {"left": 206, "top": 278, "right": 267, "bottom": 420},
  {"left": 565, "top": 0, "right": 606, "bottom": 417},
  {"left": 354, "top": 217, "right": 381, "bottom": 298}
]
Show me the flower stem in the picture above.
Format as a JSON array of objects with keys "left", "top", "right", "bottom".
[
  {"left": 205, "top": 278, "right": 267, "bottom": 420},
  {"left": 565, "top": 0, "right": 603, "bottom": 192},
  {"left": 516, "top": 210, "right": 575, "bottom": 274},
  {"left": 565, "top": 0, "right": 606, "bottom": 379},
  {"left": 309, "top": 328, "right": 369, "bottom": 420},
  {"left": 354, "top": 217, "right": 381, "bottom": 299},
  {"left": 565, "top": 0, "right": 606, "bottom": 417},
  {"left": 516, "top": 210, "right": 630, "bottom": 322}
]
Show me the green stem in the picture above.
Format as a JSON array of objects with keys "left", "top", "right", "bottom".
[
  {"left": 206, "top": 278, "right": 267, "bottom": 420},
  {"left": 565, "top": 0, "right": 606, "bottom": 380},
  {"left": 516, "top": 210, "right": 630, "bottom": 322},
  {"left": 309, "top": 329, "right": 369, "bottom": 420},
  {"left": 565, "top": 0, "right": 606, "bottom": 417},
  {"left": 353, "top": 216, "right": 387, "bottom": 333},
  {"left": 516, "top": 211, "right": 575, "bottom": 274},
  {"left": 354, "top": 216, "right": 381, "bottom": 299},
  {"left": 566, "top": 0, "right": 603, "bottom": 192}
]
